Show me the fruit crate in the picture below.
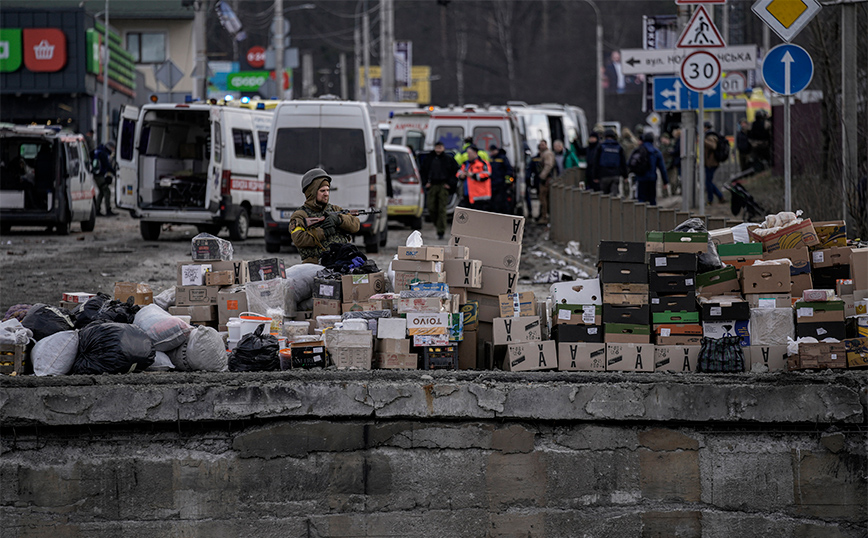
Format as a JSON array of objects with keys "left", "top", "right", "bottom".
[
  {"left": 421, "top": 345, "right": 458, "bottom": 370},
  {"left": 0, "top": 344, "right": 26, "bottom": 375}
]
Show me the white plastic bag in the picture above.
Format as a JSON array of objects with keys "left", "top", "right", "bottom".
[
  {"left": 246, "top": 278, "right": 296, "bottom": 317},
  {"left": 154, "top": 287, "right": 176, "bottom": 310},
  {"left": 406, "top": 230, "right": 423, "bottom": 247},
  {"left": 0, "top": 319, "right": 33, "bottom": 345},
  {"left": 32, "top": 330, "right": 79, "bottom": 376},
  {"left": 134, "top": 304, "right": 192, "bottom": 351}
]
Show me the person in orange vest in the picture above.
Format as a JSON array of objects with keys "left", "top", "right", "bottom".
[{"left": 456, "top": 145, "right": 492, "bottom": 211}]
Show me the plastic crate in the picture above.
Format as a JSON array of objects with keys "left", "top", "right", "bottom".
[
  {"left": 0, "top": 344, "right": 26, "bottom": 375},
  {"left": 422, "top": 345, "right": 458, "bottom": 370}
]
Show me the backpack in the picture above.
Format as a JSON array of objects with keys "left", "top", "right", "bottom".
[
  {"left": 90, "top": 148, "right": 104, "bottom": 176},
  {"left": 713, "top": 133, "right": 730, "bottom": 163},
  {"left": 596, "top": 141, "right": 621, "bottom": 170},
  {"left": 628, "top": 144, "right": 651, "bottom": 175}
]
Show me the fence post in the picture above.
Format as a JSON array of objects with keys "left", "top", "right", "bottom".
[
  {"left": 633, "top": 202, "right": 647, "bottom": 242},
  {"left": 707, "top": 216, "right": 726, "bottom": 230},
  {"left": 589, "top": 192, "right": 602, "bottom": 258},
  {"left": 621, "top": 199, "right": 636, "bottom": 247},
  {"left": 551, "top": 182, "right": 563, "bottom": 242},
  {"left": 609, "top": 196, "right": 623, "bottom": 241},
  {"left": 676, "top": 211, "right": 691, "bottom": 227},
  {"left": 658, "top": 208, "right": 676, "bottom": 232},
  {"left": 600, "top": 194, "right": 612, "bottom": 241},
  {"left": 567, "top": 186, "right": 578, "bottom": 245},
  {"left": 579, "top": 189, "right": 591, "bottom": 254},
  {"left": 646, "top": 205, "right": 659, "bottom": 237}
]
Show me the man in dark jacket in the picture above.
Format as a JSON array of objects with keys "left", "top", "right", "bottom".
[
  {"left": 634, "top": 132, "right": 670, "bottom": 206},
  {"left": 488, "top": 144, "right": 515, "bottom": 214},
  {"left": 289, "top": 168, "right": 361, "bottom": 263},
  {"left": 592, "top": 130, "right": 627, "bottom": 196},
  {"left": 584, "top": 130, "right": 601, "bottom": 191},
  {"left": 421, "top": 141, "right": 459, "bottom": 239},
  {"left": 736, "top": 118, "right": 752, "bottom": 171},
  {"left": 93, "top": 141, "right": 117, "bottom": 216}
]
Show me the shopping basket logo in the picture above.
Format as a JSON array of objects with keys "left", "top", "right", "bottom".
[{"left": 23, "top": 28, "right": 66, "bottom": 72}]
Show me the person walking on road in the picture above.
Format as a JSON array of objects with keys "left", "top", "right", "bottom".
[
  {"left": 703, "top": 122, "right": 726, "bottom": 205},
  {"left": 421, "top": 141, "right": 459, "bottom": 240},
  {"left": 488, "top": 145, "right": 514, "bottom": 214},
  {"left": 456, "top": 146, "right": 492, "bottom": 212},
  {"left": 93, "top": 141, "right": 117, "bottom": 216},
  {"left": 634, "top": 132, "right": 670, "bottom": 206},
  {"left": 535, "top": 140, "right": 557, "bottom": 225},
  {"left": 289, "top": 168, "right": 361, "bottom": 264},
  {"left": 593, "top": 130, "right": 628, "bottom": 197},
  {"left": 736, "top": 118, "right": 752, "bottom": 172},
  {"left": 584, "top": 131, "right": 601, "bottom": 191}
]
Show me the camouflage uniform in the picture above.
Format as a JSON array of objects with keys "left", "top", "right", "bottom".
[{"left": 289, "top": 177, "right": 360, "bottom": 263}]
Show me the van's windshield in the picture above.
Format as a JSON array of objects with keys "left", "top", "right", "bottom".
[{"left": 273, "top": 127, "right": 367, "bottom": 175}]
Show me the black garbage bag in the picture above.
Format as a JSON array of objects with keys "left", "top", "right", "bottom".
[
  {"left": 74, "top": 293, "right": 112, "bottom": 329},
  {"left": 320, "top": 243, "right": 379, "bottom": 274},
  {"left": 72, "top": 321, "right": 155, "bottom": 374},
  {"left": 95, "top": 297, "right": 140, "bottom": 324},
  {"left": 673, "top": 218, "right": 723, "bottom": 273},
  {"left": 20, "top": 304, "right": 75, "bottom": 341},
  {"left": 229, "top": 324, "right": 279, "bottom": 372}
]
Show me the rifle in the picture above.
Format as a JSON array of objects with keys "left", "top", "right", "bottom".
[{"left": 303, "top": 208, "right": 382, "bottom": 228}]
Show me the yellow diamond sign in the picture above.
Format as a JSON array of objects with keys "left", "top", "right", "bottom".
[{"left": 753, "top": 0, "right": 822, "bottom": 42}]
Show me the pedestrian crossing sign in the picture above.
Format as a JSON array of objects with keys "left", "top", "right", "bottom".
[{"left": 677, "top": 6, "right": 726, "bottom": 48}]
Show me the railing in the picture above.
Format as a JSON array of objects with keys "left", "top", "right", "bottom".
[{"left": 550, "top": 169, "right": 744, "bottom": 260}]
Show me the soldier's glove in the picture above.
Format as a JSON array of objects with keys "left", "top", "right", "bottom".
[{"left": 323, "top": 212, "right": 342, "bottom": 233}]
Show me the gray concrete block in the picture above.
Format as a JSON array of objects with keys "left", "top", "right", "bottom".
[
  {"left": 550, "top": 424, "right": 639, "bottom": 451},
  {"left": 544, "top": 449, "right": 640, "bottom": 509},
  {"left": 232, "top": 422, "right": 366, "bottom": 458}
]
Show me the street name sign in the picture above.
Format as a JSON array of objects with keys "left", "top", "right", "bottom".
[
  {"left": 752, "top": 0, "right": 822, "bottom": 42},
  {"left": 621, "top": 45, "right": 758, "bottom": 75},
  {"left": 762, "top": 43, "right": 813, "bottom": 95},
  {"left": 680, "top": 50, "right": 722, "bottom": 91},
  {"left": 677, "top": 6, "right": 726, "bottom": 48},
  {"left": 653, "top": 76, "right": 722, "bottom": 111}
]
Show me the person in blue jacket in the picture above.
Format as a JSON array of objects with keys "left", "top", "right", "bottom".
[{"left": 634, "top": 131, "right": 669, "bottom": 206}]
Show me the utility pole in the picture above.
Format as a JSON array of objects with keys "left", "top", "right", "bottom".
[
  {"left": 363, "top": 10, "right": 371, "bottom": 103},
  {"left": 380, "top": 0, "right": 395, "bottom": 102},
  {"left": 582, "top": 0, "right": 603, "bottom": 124},
  {"left": 841, "top": 2, "right": 856, "bottom": 230},
  {"left": 340, "top": 53, "right": 348, "bottom": 100},
  {"left": 102, "top": 0, "right": 110, "bottom": 144},
  {"left": 679, "top": 4, "right": 695, "bottom": 212},
  {"left": 275, "top": 0, "right": 285, "bottom": 99},
  {"left": 193, "top": 0, "right": 207, "bottom": 101},
  {"left": 354, "top": 14, "right": 361, "bottom": 100}
]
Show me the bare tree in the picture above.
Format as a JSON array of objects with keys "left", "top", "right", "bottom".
[
  {"left": 492, "top": 2, "right": 517, "bottom": 97},
  {"left": 455, "top": 16, "right": 468, "bottom": 104}
]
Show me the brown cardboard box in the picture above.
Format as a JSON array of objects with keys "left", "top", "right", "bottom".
[
  {"left": 604, "top": 324, "right": 651, "bottom": 344},
  {"left": 497, "top": 292, "right": 536, "bottom": 318},
  {"left": 248, "top": 258, "right": 286, "bottom": 281},
  {"left": 811, "top": 247, "right": 853, "bottom": 269},
  {"left": 747, "top": 345, "right": 788, "bottom": 372},
  {"left": 458, "top": 330, "right": 478, "bottom": 370},
  {"left": 374, "top": 352, "right": 418, "bottom": 369},
  {"left": 762, "top": 247, "right": 811, "bottom": 276},
  {"left": 342, "top": 301, "right": 380, "bottom": 313},
  {"left": 341, "top": 272, "right": 386, "bottom": 302},
  {"left": 391, "top": 259, "right": 443, "bottom": 273},
  {"left": 844, "top": 338, "right": 868, "bottom": 368},
  {"left": 376, "top": 338, "right": 411, "bottom": 354},
  {"left": 794, "top": 301, "right": 845, "bottom": 323},
  {"left": 812, "top": 220, "right": 847, "bottom": 248},
  {"left": 467, "top": 292, "right": 500, "bottom": 323},
  {"left": 790, "top": 273, "right": 814, "bottom": 297},
  {"left": 451, "top": 287, "right": 468, "bottom": 304},
  {"left": 553, "top": 304, "right": 601, "bottom": 326},
  {"left": 313, "top": 298, "right": 341, "bottom": 318},
  {"left": 602, "top": 283, "right": 650, "bottom": 305},
  {"left": 748, "top": 218, "right": 819, "bottom": 252},
  {"left": 745, "top": 293, "right": 792, "bottom": 308},
  {"left": 397, "top": 246, "right": 445, "bottom": 261},
  {"left": 205, "top": 270, "right": 234, "bottom": 287},
  {"left": 654, "top": 345, "right": 700, "bottom": 372},
  {"left": 406, "top": 313, "right": 449, "bottom": 335},
  {"left": 394, "top": 270, "right": 446, "bottom": 291},
  {"left": 450, "top": 207, "right": 525, "bottom": 244},
  {"left": 505, "top": 341, "right": 557, "bottom": 371},
  {"left": 397, "top": 297, "right": 445, "bottom": 314},
  {"left": 449, "top": 235, "right": 522, "bottom": 271},
  {"left": 477, "top": 267, "right": 518, "bottom": 296},
  {"left": 696, "top": 267, "right": 740, "bottom": 297},
  {"left": 654, "top": 324, "right": 703, "bottom": 346},
  {"left": 169, "top": 305, "right": 216, "bottom": 322},
  {"left": 740, "top": 264, "right": 792, "bottom": 294},
  {"left": 445, "top": 245, "right": 470, "bottom": 259},
  {"left": 177, "top": 260, "right": 250, "bottom": 286},
  {"left": 557, "top": 342, "right": 606, "bottom": 371},
  {"left": 177, "top": 263, "right": 208, "bottom": 286},
  {"left": 798, "top": 342, "right": 846, "bottom": 370},
  {"left": 709, "top": 228, "right": 735, "bottom": 246},
  {"left": 218, "top": 287, "right": 248, "bottom": 325},
  {"left": 175, "top": 285, "right": 218, "bottom": 306},
  {"left": 493, "top": 316, "right": 541, "bottom": 344},
  {"left": 851, "top": 247, "right": 868, "bottom": 291},
  {"left": 443, "top": 259, "right": 483, "bottom": 288},
  {"left": 605, "top": 343, "right": 655, "bottom": 372},
  {"left": 113, "top": 282, "right": 154, "bottom": 306},
  {"left": 325, "top": 330, "right": 372, "bottom": 369}
]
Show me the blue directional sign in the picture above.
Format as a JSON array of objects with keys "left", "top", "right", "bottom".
[
  {"left": 762, "top": 43, "right": 813, "bottom": 96},
  {"left": 653, "top": 76, "right": 722, "bottom": 112}
]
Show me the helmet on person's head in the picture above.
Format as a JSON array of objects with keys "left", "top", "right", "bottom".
[{"left": 301, "top": 167, "right": 332, "bottom": 193}]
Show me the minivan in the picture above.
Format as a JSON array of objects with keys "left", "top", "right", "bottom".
[
  {"left": 0, "top": 124, "right": 96, "bottom": 235},
  {"left": 263, "top": 100, "right": 389, "bottom": 254},
  {"left": 115, "top": 102, "right": 273, "bottom": 241}
]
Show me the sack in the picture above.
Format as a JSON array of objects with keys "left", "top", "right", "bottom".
[
  {"left": 713, "top": 133, "right": 730, "bottom": 163},
  {"left": 95, "top": 298, "right": 140, "bottom": 324},
  {"left": 169, "top": 325, "right": 228, "bottom": 372},
  {"left": 228, "top": 325, "right": 279, "bottom": 372},
  {"left": 597, "top": 141, "right": 621, "bottom": 170},
  {"left": 285, "top": 263, "right": 324, "bottom": 302},
  {"left": 133, "top": 304, "right": 192, "bottom": 351},
  {"left": 73, "top": 321, "right": 155, "bottom": 374},
  {"left": 628, "top": 144, "right": 651, "bottom": 175},
  {"left": 21, "top": 304, "right": 75, "bottom": 341},
  {"left": 33, "top": 330, "right": 79, "bottom": 376},
  {"left": 697, "top": 336, "right": 744, "bottom": 373},
  {"left": 154, "top": 287, "right": 176, "bottom": 310},
  {"left": 147, "top": 351, "right": 175, "bottom": 372},
  {"left": 75, "top": 293, "right": 111, "bottom": 329}
]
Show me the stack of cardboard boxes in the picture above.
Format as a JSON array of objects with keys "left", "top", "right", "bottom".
[
  {"left": 172, "top": 256, "right": 251, "bottom": 328},
  {"left": 551, "top": 278, "right": 605, "bottom": 371}
]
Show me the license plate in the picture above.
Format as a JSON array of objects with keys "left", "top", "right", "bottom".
[{"left": 280, "top": 210, "right": 294, "bottom": 219}]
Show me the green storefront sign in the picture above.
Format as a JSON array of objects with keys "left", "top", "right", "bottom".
[
  {"left": 85, "top": 29, "right": 101, "bottom": 75},
  {"left": 227, "top": 71, "right": 269, "bottom": 91},
  {"left": 0, "top": 29, "right": 23, "bottom": 72}
]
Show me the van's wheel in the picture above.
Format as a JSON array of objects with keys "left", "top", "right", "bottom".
[
  {"left": 81, "top": 204, "right": 96, "bottom": 232},
  {"left": 229, "top": 208, "right": 249, "bottom": 241},
  {"left": 140, "top": 221, "right": 161, "bottom": 241},
  {"left": 55, "top": 208, "right": 71, "bottom": 236},
  {"left": 364, "top": 232, "right": 380, "bottom": 254},
  {"left": 196, "top": 224, "right": 222, "bottom": 235}
]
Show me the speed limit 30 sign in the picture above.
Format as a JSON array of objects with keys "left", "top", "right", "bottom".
[{"left": 680, "top": 50, "right": 721, "bottom": 92}]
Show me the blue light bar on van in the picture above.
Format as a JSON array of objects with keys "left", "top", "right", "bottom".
[
  {"left": 224, "top": 95, "right": 234, "bottom": 102},
  {"left": 241, "top": 96, "right": 250, "bottom": 104},
  {"left": 256, "top": 103, "right": 265, "bottom": 110},
  {"left": 185, "top": 95, "right": 193, "bottom": 103}
]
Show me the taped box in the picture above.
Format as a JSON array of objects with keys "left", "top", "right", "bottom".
[
  {"left": 605, "top": 343, "right": 655, "bottom": 372},
  {"left": 342, "top": 272, "right": 387, "bottom": 301},
  {"left": 498, "top": 292, "right": 536, "bottom": 318},
  {"left": 205, "top": 270, "right": 234, "bottom": 287},
  {"left": 114, "top": 282, "right": 154, "bottom": 306},
  {"left": 746, "top": 345, "right": 788, "bottom": 372},
  {"left": 654, "top": 345, "right": 700, "bottom": 372},
  {"left": 397, "top": 246, "right": 445, "bottom": 261},
  {"left": 557, "top": 342, "right": 606, "bottom": 371},
  {"left": 374, "top": 352, "right": 417, "bottom": 369},
  {"left": 376, "top": 337, "right": 411, "bottom": 354},
  {"left": 493, "top": 316, "right": 541, "bottom": 345},
  {"left": 504, "top": 341, "right": 557, "bottom": 372}
]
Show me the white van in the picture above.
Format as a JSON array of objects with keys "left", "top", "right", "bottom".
[
  {"left": 115, "top": 102, "right": 273, "bottom": 241},
  {"left": 386, "top": 110, "right": 430, "bottom": 153},
  {"left": 262, "top": 100, "right": 389, "bottom": 254},
  {"left": 0, "top": 124, "right": 96, "bottom": 235}
]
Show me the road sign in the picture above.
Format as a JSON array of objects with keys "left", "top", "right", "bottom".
[
  {"left": 677, "top": 6, "right": 726, "bottom": 48},
  {"left": 680, "top": 50, "right": 721, "bottom": 92},
  {"left": 620, "top": 45, "right": 758, "bottom": 75},
  {"left": 246, "top": 46, "right": 265, "bottom": 69},
  {"left": 752, "top": 0, "right": 821, "bottom": 42},
  {"left": 676, "top": 0, "right": 725, "bottom": 4},
  {"left": 762, "top": 43, "right": 813, "bottom": 96},
  {"left": 154, "top": 60, "right": 184, "bottom": 90},
  {"left": 721, "top": 71, "right": 746, "bottom": 94},
  {"left": 653, "top": 76, "right": 722, "bottom": 112},
  {"left": 646, "top": 112, "right": 661, "bottom": 126},
  {"left": 722, "top": 98, "right": 748, "bottom": 112}
]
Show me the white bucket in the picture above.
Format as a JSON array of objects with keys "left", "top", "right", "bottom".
[
  {"left": 239, "top": 312, "right": 271, "bottom": 338},
  {"left": 227, "top": 318, "right": 242, "bottom": 341}
]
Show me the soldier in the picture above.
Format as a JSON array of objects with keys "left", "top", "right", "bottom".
[{"left": 288, "top": 168, "right": 361, "bottom": 263}]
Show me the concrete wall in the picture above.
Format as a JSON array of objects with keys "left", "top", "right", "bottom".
[{"left": 2, "top": 371, "right": 866, "bottom": 537}]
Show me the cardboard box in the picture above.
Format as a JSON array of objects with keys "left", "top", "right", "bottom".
[
  {"left": 205, "top": 270, "right": 234, "bottom": 287},
  {"left": 325, "top": 330, "right": 372, "bottom": 369},
  {"left": 342, "top": 272, "right": 386, "bottom": 302},
  {"left": 218, "top": 287, "right": 248, "bottom": 325},
  {"left": 709, "top": 228, "right": 735, "bottom": 247},
  {"left": 313, "top": 298, "right": 342, "bottom": 318},
  {"left": 811, "top": 247, "right": 852, "bottom": 269},
  {"left": 603, "top": 304, "right": 650, "bottom": 326},
  {"left": 391, "top": 259, "right": 443, "bottom": 273},
  {"left": 604, "top": 323, "right": 651, "bottom": 344},
  {"left": 374, "top": 352, "right": 417, "bottom": 369},
  {"left": 796, "top": 321, "right": 846, "bottom": 340},
  {"left": 558, "top": 343, "right": 606, "bottom": 371},
  {"left": 599, "top": 241, "right": 646, "bottom": 264},
  {"left": 703, "top": 320, "right": 750, "bottom": 346},
  {"left": 750, "top": 308, "right": 794, "bottom": 346},
  {"left": 554, "top": 304, "right": 601, "bottom": 326},
  {"left": 851, "top": 247, "right": 868, "bottom": 291},
  {"left": 460, "top": 301, "right": 479, "bottom": 331},
  {"left": 551, "top": 279, "right": 602, "bottom": 305},
  {"left": 343, "top": 301, "right": 381, "bottom": 313},
  {"left": 474, "top": 267, "right": 517, "bottom": 296},
  {"left": 746, "top": 345, "right": 788, "bottom": 372},
  {"left": 645, "top": 231, "right": 665, "bottom": 253},
  {"left": 451, "top": 207, "right": 525, "bottom": 243},
  {"left": 663, "top": 232, "right": 708, "bottom": 254},
  {"left": 717, "top": 243, "right": 763, "bottom": 258},
  {"left": 795, "top": 300, "right": 845, "bottom": 323},
  {"left": 498, "top": 292, "right": 536, "bottom": 318},
  {"left": 113, "top": 282, "right": 154, "bottom": 306},
  {"left": 168, "top": 305, "right": 216, "bottom": 322},
  {"left": 458, "top": 330, "right": 478, "bottom": 370},
  {"left": 313, "top": 274, "right": 343, "bottom": 300},
  {"left": 449, "top": 235, "right": 522, "bottom": 271},
  {"left": 397, "top": 297, "right": 446, "bottom": 314},
  {"left": 606, "top": 343, "right": 655, "bottom": 371},
  {"left": 175, "top": 285, "right": 218, "bottom": 307},
  {"left": 377, "top": 318, "right": 407, "bottom": 340},
  {"left": 843, "top": 338, "right": 868, "bottom": 368},
  {"left": 654, "top": 324, "right": 703, "bottom": 346},
  {"left": 445, "top": 245, "right": 470, "bottom": 260},
  {"left": 398, "top": 246, "right": 445, "bottom": 261},
  {"left": 654, "top": 345, "right": 700, "bottom": 372},
  {"left": 394, "top": 271, "right": 446, "bottom": 291},
  {"left": 450, "top": 287, "right": 469, "bottom": 305},
  {"left": 696, "top": 266, "right": 740, "bottom": 297},
  {"left": 812, "top": 265, "right": 851, "bottom": 290},
  {"left": 721, "top": 257, "right": 761, "bottom": 271},
  {"left": 178, "top": 262, "right": 207, "bottom": 286},
  {"left": 749, "top": 218, "right": 819, "bottom": 252},
  {"left": 191, "top": 234, "right": 232, "bottom": 261},
  {"left": 413, "top": 334, "right": 450, "bottom": 347},
  {"left": 812, "top": 220, "right": 847, "bottom": 248},
  {"left": 493, "top": 316, "right": 542, "bottom": 344},
  {"left": 61, "top": 292, "right": 96, "bottom": 303},
  {"left": 406, "top": 312, "right": 449, "bottom": 335},
  {"left": 504, "top": 341, "right": 557, "bottom": 371},
  {"left": 599, "top": 262, "right": 649, "bottom": 284},
  {"left": 602, "top": 283, "right": 649, "bottom": 306},
  {"left": 376, "top": 337, "right": 411, "bottom": 354},
  {"left": 443, "top": 259, "right": 482, "bottom": 288},
  {"left": 288, "top": 340, "right": 327, "bottom": 369},
  {"left": 650, "top": 292, "right": 697, "bottom": 313},
  {"left": 798, "top": 342, "right": 846, "bottom": 370},
  {"left": 652, "top": 311, "right": 700, "bottom": 324},
  {"left": 745, "top": 293, "right": 792, "bottom": 308},
  {"left": 699, "top": 296, "right": 750, "bottom": 321},
  {"left": 649, "top": 272, "right": 696, "bottom": 294},
  {"left": 837, "top": 279, "right": 855, "bottom": 296},
  {"left": 740, "top": 264, "right": 792, "bottom": 294},
  {"left": 649, "top": 253, "right": 698, "bottom": 273},
  {"left": 248, "top": 258, "right": 286, "bottom": 281},
  {"left": 551, "top": 323, "right": 603, "bottom": 344},
  {"left": 467, "top": 293, "right": 500, "bottom": 323},
  {"left": 762, "top": 247, "right": 811, "bottom": 276},
  {"left": 790, "top": 273, "right": 814, "bottom": 298}
]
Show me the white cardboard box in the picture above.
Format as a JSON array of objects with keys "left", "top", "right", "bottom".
[{"left": 377, "top": 318, "right": 407, "bottom": 340}]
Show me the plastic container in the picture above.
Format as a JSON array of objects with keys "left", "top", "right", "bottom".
[
  {"left": 283, "top": 320, "right": 310, "bottom": 340},
  {"left": 227, "top": 318, "right": 242, "bottom": 341},
  {"left": 278, "top": 336, "right": 287, "bottom": 350},
  {"left": 279, "top": 348, "right": 293, "bottom": 370},
  {"left": 239, "top": 312, "right": 271, "bottom": 338},
  {"left": 316, "top": 315, "right": 342, "bottom": 330}
]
